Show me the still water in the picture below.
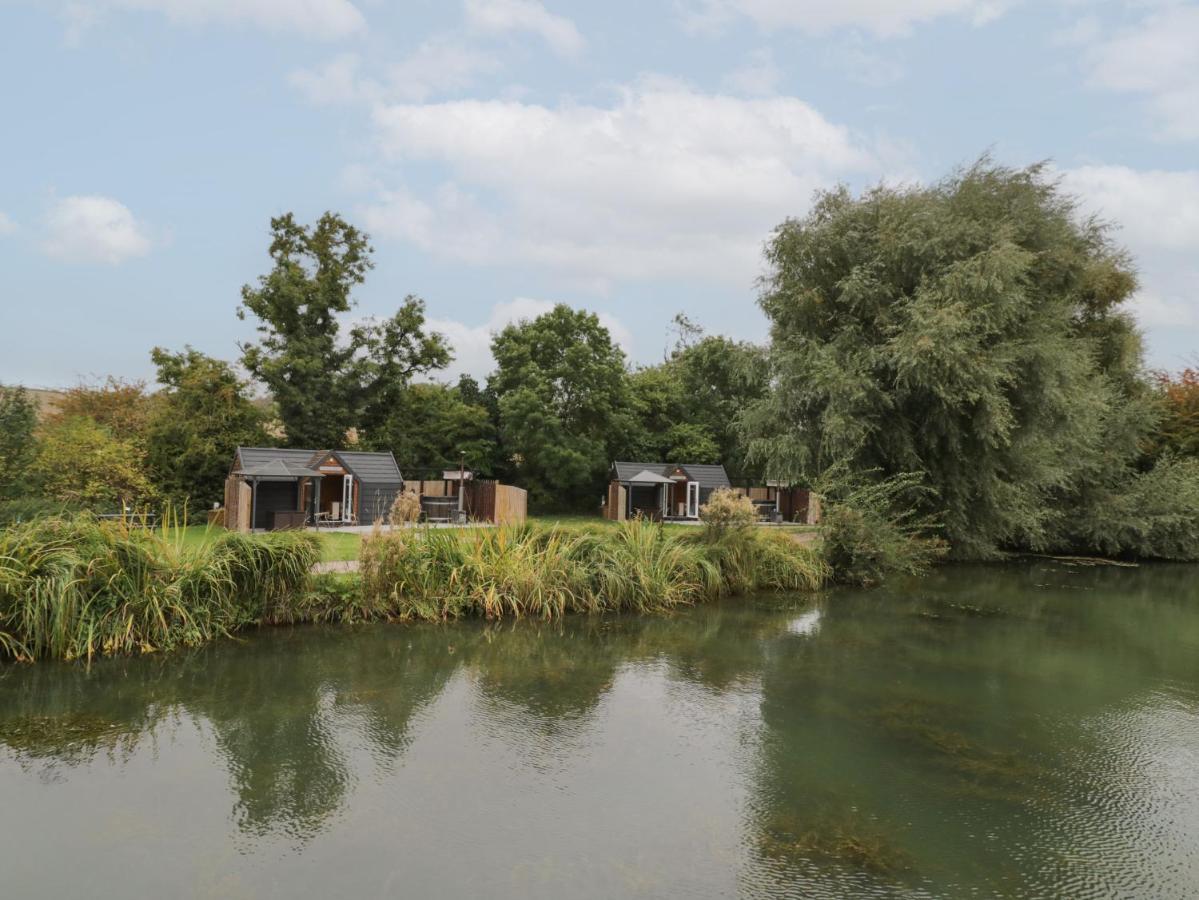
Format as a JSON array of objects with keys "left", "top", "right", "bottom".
[{"left": 1, "top": 562, "right": 1197, "bottom": 898}]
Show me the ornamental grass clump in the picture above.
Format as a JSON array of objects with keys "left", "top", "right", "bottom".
[
  {"left": 0, "top": 515, "right": 318, "bottom": 661},
  {"left": 360, "top": 518, "right": 827, "bottom": 622}
]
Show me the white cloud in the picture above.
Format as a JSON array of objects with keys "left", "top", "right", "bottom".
[
  {"left": 63, "top": 0, "right": 365, "bottom": 41},
  {"left": 722, "top": 48, "right": 781, "bottom": 96},
  {"left": 41, "top": 195, "right": 152, "bottom": 265},
  {"left": 291, "top": 40, "right": 500, "bottom": 106},
  {"left": 1081, "top": 5, "right": 1199, "bottom": 142},
  {"left": 0, "top": 212, "right": 17, "bottom": 236},
  {"left": 1060, "top": 164, "right": 1199, "bottom": 337},
  {"left": 464, "top": 0, "right": 585, "bottom": 58},
  {"left": 427, "top": 298, "right": 633, "bottom": 380},
  {"left": 679, "top": 0, "right": 1010, "bottom": 38},
  {"left": 1060, "top": 165, "right": 1199, "bottom": 254},
  {"left": 361, "top": 81, "right": 878, "bottom": 289}
]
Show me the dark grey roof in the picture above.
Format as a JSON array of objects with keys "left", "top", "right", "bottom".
[
  {"left": 611, "top": 461, "right": 731, "bottom": 490},
  {"left": 234, "top": 459, "right": 325, "bottom": 478},
  {"left": 234, "top": 447, "right": 403, "bottom": 484},
  {"left": 334, "top": 451, "right": 403, "bottom": 483}
]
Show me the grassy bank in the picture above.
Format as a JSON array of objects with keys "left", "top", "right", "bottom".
[
  {"left": 0, "top": 516, "right": 826, "bottom": 662},
  {"left": 353, "top": 519, "right": 827, "bottom": 622},
  {"left": 0, "top": 516, "right": 318, "bottom": 661}
]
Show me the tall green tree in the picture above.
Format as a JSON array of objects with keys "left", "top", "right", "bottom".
[
  {"left": 145, "top": 347, "right": 270, "bottom": 508},
  {"left": 744, "top": 159, "right": 1198, "bottom": 560},
  {"left": 622, "top": 329, "right": 767, "bottom": 474},
  {"left": 368, "top": 382, "right": 499, "bottom": 477},
  {"left": 238, "top": 213, "right": 449, "bottom": 448},
  {"left": 0, "top": 387, "right": 39, "bottom": 500},
  {"left": 32, "top": 416, "right": 155, "bottom": 507},
  {"left": 489, "top": 305, "right": 628, "bottom": 509}
]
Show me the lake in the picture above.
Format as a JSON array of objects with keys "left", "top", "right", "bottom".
[{"left": 1, "top": 562, "right": 1197, "bottom": 898}]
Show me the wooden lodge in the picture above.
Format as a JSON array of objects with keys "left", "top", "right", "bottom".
[
  {"left": 601, "top": 461, "right": 820, "bottom": 524},
  {"left": 223, "top": 447, "right": 528, "bottom": 531},
  {"left": 224, "top": 447, "right": 404, "bottom": 531}
]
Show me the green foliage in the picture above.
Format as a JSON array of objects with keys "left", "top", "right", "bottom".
[
  {"left": 1051, "top": 456, "right": 1199, "bottom": 561},
  {"left": 359, "top": 519, "right": 826, "bottom": 621},
  {"left": 356, "top": 297, "right": 453, "bottom": 443},
  {"left": 364, "top": 381, "right": 498, "bottom": 475},
  {"left": 145, "top": 346, "right": 269, "bottom": 509},
  {"left": 698, "top": 487, "right": 758, "bottom": 531},
  {"left": 744, "top": 158, "right": 1190, "bottom": 560},
  {"left": 0, "top": 516, "right": 318, "bottom": 661},
  {"left": 50, "top": 377, "right": 154, "bottom": 442},
  {"left": 1149, "top": 369, "right": 1199, "bottom": 459},
  {"left": 0, "top": 386, "right": 38, "bottom": 500},
  {"left": 0, "top": 497, "right": 79, "bottom": 526},
  {"left": 31, "top": 416, "right": 155, "bottom": 507},
  {"left": 622, "top": 329, "right": 768, "bottom": 478},
  {"left": 489, "top": 304, "right": 629, "bottom": 509},
  {"left": 816, "top": 470, "right": 948, "bottom": 586},
  {"left": 238, "top": 213, "right": 449, "bottom": 447}
]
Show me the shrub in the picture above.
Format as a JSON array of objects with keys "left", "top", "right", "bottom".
[
  {"left": 359, "top": 519, "right": 827, "bottom": 622},
  {"left": 388, "top": 489, "right": 423, "bottom": 526},
  {"left": 0, "top": 515, "right": 318, "bottom": 661},
  {"left": 699, "top": 488, "right": 757, "bottom": 532},
  {"left": 817, "top": 469, "right": 948, "bottom": 587}
]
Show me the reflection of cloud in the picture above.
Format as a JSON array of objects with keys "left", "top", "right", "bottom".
[{"left": 787, "top": 608, "right": 822, "bottom": 636}]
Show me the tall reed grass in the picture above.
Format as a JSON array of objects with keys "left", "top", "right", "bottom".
[
  {"left": 360, "top": 519, "right": 827, "bottom": 621},
  {"left": 0, "top": 515, "right": 319, "bottom": 661}
]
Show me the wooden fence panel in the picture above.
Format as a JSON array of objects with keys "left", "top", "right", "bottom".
[
  {"left": 493, "top": 484, "right": 527, "bottom": 525},
  {"left": 223, "top": 476, "right": 251, "bottom": 533}
]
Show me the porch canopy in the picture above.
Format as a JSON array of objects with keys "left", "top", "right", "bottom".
[
  {"left": 627, "top": 470, "right": 675, "bottom": 485},
  {"left": 234, "top": 460, "right": 325, "bottom": 479}
]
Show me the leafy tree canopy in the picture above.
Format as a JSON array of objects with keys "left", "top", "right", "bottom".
[
  {"left": 33, "top": 416, "right": 155, "bottom": 507},
  {"left": 0, "top": 387, "right": 39, "bottom": 500},
  {"left": 489, "top": 304, "right": 628, "bottom": 509},
  {"left": 238, "top": 212, "right": 449, "bottom": 448},
  {"left": 744, "top": 158, "right": 1198, "bottom": 560},
  {"left": 145, "top": 346, "right": 270, "bottom": 509},
  {"left": 50, "top": 377, "right": 154, "bottom": 443},
  {"left": 364, "top": 381, "right": 498, "bottom": 478}
]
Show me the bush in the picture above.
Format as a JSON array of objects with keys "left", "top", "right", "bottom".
[
  {"left": 0, "top": 497, "right": 81, "bottom": 527},
  {"left": 388, "top": 489, "right": 423, "bottom": 526},
  {"left": 817, "top": 470, "right": 948, "bottom": 587},
  {"left": 359, "top": 519, "right": 827, "bottom": 622},
  {"left": 0, "top": 515, "right": 318, "bottom": 661},
  {"left": 699, "top": 488, "right": 757, "bottom": 531}
]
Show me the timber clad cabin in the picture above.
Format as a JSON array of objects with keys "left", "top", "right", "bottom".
[
  {"left": 602, "top": 461, "right": 822, "bottom": 524},
  {"left": 225, "top": 447, "right": 403, "bottom": 531},
  {"left": 603, "top": 462, "right": 732, "bottom": 521}
]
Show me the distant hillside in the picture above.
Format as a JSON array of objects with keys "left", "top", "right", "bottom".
[{"left": 3, "top": 386, "right": 66, "bottom": 420}]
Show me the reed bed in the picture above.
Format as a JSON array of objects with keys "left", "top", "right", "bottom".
[
  {"left": 0, "top": 515, "right": 826, "bottom": 661},
  {"left": 0, "top": 515, "right": 319, "bottom": 661},
  {"left": 360, "top": 519, "right": 828, "bottom": 621}
]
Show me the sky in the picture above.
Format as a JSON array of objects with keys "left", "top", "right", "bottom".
[{"left": 1, "top": 0, "right": 1197, "bottom": 388}]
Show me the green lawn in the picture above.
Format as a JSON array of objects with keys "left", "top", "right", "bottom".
[{"left": 172, "top": 526, "right": 363, "bottom": 562}]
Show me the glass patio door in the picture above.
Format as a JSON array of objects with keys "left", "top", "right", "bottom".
[
  {"left": 686, "top": 481, "right": 700, "bottom": 518},
  {"left": 341, "top": 474, "right": 354, "bottom": 522}
]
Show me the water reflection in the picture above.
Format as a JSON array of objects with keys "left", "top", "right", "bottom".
[{"left": 0, "top": 562, "right": 1197, "bottom": 897}]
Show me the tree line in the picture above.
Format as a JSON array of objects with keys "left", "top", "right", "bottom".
[
  {"left": 0, "top": 214, "right": 768, "bottom": 518},
  {"left": 2, "top": 159, "right": 1198, "bottom": 560}
]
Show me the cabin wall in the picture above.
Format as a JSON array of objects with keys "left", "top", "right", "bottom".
[
  {"left": 253, "top": 481, "right": 299, "bottom": 530},
  {"left": 359, "top": 481, "right": 402, "bottom": 525}
]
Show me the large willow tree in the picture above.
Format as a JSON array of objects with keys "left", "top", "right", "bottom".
[{"left": 744, "top": 160, "right": 1199, "bottom": 559}]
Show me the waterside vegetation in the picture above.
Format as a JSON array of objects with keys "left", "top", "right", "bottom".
[{"left": 0, "top": 513, "right": 825, "bottom": 662}]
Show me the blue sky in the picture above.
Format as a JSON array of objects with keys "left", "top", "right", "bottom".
[{"left": 2, "top": 0, "right": 1197, "bottom": 387}]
